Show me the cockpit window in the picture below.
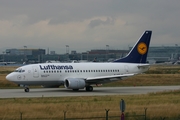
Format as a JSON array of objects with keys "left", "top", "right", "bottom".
[
  {"left": 14, "top": 68, "right": 25, "bottom": 73},
  {"left": 18, "top": 69, "right": 22, "bottom": 72},
  {"left": 14, "top": 69, "right": 19, "bottom": 72}
]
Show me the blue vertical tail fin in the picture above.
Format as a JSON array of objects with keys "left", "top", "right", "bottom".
[{"left": 114, "top": 30, "right": 152, "bottom": 63}]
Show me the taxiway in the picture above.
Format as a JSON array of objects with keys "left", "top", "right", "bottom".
[{"left": 0, "top": 86, "right": 179, "bottom": 98}]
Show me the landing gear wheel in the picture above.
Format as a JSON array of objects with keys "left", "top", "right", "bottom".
[
  {"left": 86, "top": 86, "right": 93, "bottom": 91},
  {"left": 24, "top": 87, "right": 29, "bottom": 92}
]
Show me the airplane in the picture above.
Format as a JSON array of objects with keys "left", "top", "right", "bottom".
[{"left": 6, "top": 30, "right": 152, "bottom": 92}]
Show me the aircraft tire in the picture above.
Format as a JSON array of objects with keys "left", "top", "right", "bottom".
[
  {"left": 24, "top": 88, "right": 29, "bottom": 92},
  {"left": 86, "top": 86, "right": 93, "bottom": 91}
]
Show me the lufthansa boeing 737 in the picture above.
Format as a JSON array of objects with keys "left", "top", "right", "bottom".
[{"left": 6, "top": 31, "right": 152, "bottom": 92}]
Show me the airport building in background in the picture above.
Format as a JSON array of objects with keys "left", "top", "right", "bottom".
[
  {"left": 148, "top": 45, "right": 180, "bottom": 63},
  {"left": 6, "top": 49, "right": 45, "bottom": 56},
  {"left": 3, "top": 49, "right": 46, "bottom": 63},
  {"left": 1, "top": 45, "right": 180, "bottom": 64}
]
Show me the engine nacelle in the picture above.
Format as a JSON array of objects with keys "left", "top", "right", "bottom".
[{"left": 64, "top": 78, "right": 85, "bottom": 89}]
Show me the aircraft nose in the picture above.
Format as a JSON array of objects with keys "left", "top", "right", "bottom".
[{"left": 6, "top": 73, "right": 14, "bottom": 81}]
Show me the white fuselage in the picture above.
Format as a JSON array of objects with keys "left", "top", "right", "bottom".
[{"left": 6, "top": 62, "right": 149, "bottom": 86}]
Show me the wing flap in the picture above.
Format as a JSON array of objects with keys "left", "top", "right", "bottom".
[{"left": 86, "top": 74, "right": 135, "bottom": 84}]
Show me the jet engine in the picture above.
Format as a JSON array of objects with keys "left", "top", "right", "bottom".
[{"left": 64, "top": 78, "right": 86, "bottom": 90}]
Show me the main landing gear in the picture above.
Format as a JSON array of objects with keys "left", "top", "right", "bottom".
[
  {"left": 72, "top": 86, "right": 93, "bottom": 91},
  {"left": 72, "top": 86, "right": 93, "bottom": 92},
  {"left": 86, "top": 86, "right": 93, "bottom": 91}
]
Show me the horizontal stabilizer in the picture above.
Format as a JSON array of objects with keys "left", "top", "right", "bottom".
[{"left": 137, "top": 64, "right": 150, "bottom": 69}]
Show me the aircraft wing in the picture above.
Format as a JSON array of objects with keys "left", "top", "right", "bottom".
[{"left": 85, "top": 74, "right": 135, "bottom": 84}]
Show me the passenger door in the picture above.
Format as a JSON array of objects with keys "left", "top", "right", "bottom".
[{"left": 32, "top": 66, "right": 39, "bottom": 78}]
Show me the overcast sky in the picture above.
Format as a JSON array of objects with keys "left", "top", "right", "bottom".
[{"left": 0, "top": 0, "right": 180, "bottom": 54}]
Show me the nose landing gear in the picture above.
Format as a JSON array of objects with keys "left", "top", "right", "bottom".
[
  {"left": 24, "top": 87, "right": 29, "bottom": 92},
  {"left": 18, "top": 84, "right": 30, "bottom": 92}
]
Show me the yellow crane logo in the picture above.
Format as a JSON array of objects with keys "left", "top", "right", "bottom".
[{"left": 137, "top": 42, "right": 147, "bottom": 55}]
